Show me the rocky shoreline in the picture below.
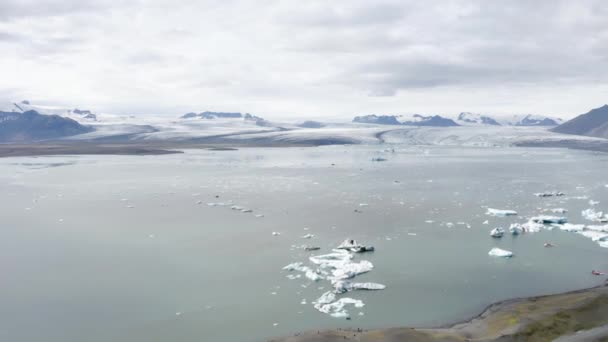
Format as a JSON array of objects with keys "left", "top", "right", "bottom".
[{"left": 271, "top": 285, "right": 608, "bottom": 342}]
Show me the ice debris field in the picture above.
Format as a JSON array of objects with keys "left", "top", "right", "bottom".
[{"left": 283, "top": 239, "right": 385, "bottom": 319}]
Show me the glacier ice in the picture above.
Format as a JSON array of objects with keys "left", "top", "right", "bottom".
[
  {"left": 488, "top": 248, "right": 513, "bottom": 258},
  {"left": 582, "top": 208, "right": 608, "bottom": 223},
  {"left": 487, "top": 208, "right": 517, "bottom": 217}
]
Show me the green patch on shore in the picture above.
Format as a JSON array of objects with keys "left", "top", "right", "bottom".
[{"left": 514, "top": 295, "right": 608, "bottom": 341}]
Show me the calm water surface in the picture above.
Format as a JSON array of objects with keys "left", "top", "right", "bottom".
[{"left": 1, "top": 146, "right": 607, "bottom": 342}]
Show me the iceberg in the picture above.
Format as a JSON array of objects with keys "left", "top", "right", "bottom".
[
  {"left": 336, "top": 239, "right": 375, "bottom": 253},
  {"left": 559, "top": 224, "right": 586, "bottom": 232},
  {"left": 509, "top": 224, "right": 523, "bottom": 235},
  {"left": 488, "top": 248, "right": 513, "bottom": 258},
  {"left": 487, "top": 208, "right": 517, "bottom": 217},
  {"left": 333, "top": 281, "right": 386, "bottom": 294},
  {"left": 582, "top": 208, "right": 608, "bottom": 223},
  {"left": 534, "top": 191, "right": 565, "bottom": 197},
  {"left": 313, "top": 291, "right": 365, "bottom": 318},
  {"left": 530, "top": 216, "right": 567, "bottom": 224},
  {"left": 331, "top": 260, "right": 374, "bottom": 280},
  {"left": 490, "top": 227, "right": 505, "bottom": 238}
]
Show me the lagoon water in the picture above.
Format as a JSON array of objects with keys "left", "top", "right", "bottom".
[{"left": 1, "top": 146, "right": 608, "bottom": 342}]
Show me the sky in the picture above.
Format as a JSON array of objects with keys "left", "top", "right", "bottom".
[{"left": 1, "top": 0, "right": 607, "bottom": 120}]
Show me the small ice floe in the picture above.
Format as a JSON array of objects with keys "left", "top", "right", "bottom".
[
  {"left": 425, "top": 220, "right": 434, "bottom": 224},
  {"left": 371, "top": 157, "right": 387, "bottom": 162},
  {"left": 336, "top": 239, "right": 374, "bottom": 253},
  {"left": 313, "top": 292, "right": 365, "bottom": 318},
  {"left": 445, "top": 222, "right": 454, "bottom": 228},
  {"left": 301, "top": 233, "right": 315, "bottom": 239},
  {"left": 509, "top": 224, "right": 523, "bottom": 235},
  {"left": 482, "top": 220, "right": 489, "bottom": 225},
  {"left": 282, "top": 262, "right": 322, "bottom": 281},
  {"left": 240, "top": 208, "right": 252, "bottom": 213},
  {"left": 272, "top": 231, "right": 280, "bottom": 236},
  {"left": 255, "top": 214, "right": 264, "bottom": 218},
  {"left": 530, "top": 216, "right": 568, "bottom": 224},
  {"left": 589, "top": 200, "right": 600, "bottom": 206},
  {"left": 487, "top": 208, "right": 517, "bottom": 217},
  {"left": 490, "top": 227, "right": 505, "bottom": 238},
  {"left": 407, "top": 233, "right": 417, "bottom": 236},
  {"left": 582, "top": 208, "right": 608, "bottom": 223},
  {"left": 332, "top": 281, "right": 386, "bottom": 294},
  {"left": 196, "top": 200, "right": 202, "bottom": 205},
  {"left": 534, "top": 191, "right": 565, "bottom": 197},
  {"left": 548, "top": 208, "right": 568, "bottom": 214},
  {"left": 304, "top": 246, "right": 321, "bottom": 251},
  {"left": 359, "top": 203, "right": 369, "bottom": 207},
  {"left": 559, "top": 223, "right": 585, "bottom": 232},
  {"left": 488, "top": 247, "right": 513, "bottom": 258},
  {"left": 230, "top": 205, "right": 243, "bottom": 211}
]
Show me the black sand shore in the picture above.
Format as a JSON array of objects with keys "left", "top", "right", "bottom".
[{"left": 271, "top": 285, "right": 608, "bottom": 342}]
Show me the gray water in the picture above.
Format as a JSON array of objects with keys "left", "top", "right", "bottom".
[{"left": 1, "top": 145, "right": 607, "bottom": 342}]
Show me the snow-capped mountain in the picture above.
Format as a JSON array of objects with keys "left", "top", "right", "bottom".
[
  {"left": 2, "top": 100, "right": 99, "bottom": 123},
  {"left": 454, "top": 112, "right": 563, "bottom": 126},
  {"left": 353, "top": 114, "right": 459, "bottom": 127},
  {"left": 456, "top": 112, "right": 501, "bottom": 126}
]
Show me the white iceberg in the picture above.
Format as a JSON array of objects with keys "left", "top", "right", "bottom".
[
  {"left": 530, "top": 216, "right": 567, "bottom": 224},
  {"left": 487, "top": 208, "right": 518, "bottom": 217},
  {"left": 330, "top": 260, "right": 374, "bottom": 280},
  {"left": 488, "top": 247, "right": 513, "bottom": 258},
  {"left": 509, "top": 224, "right": 523, "bottom": 235},
  {"left": 333, "top": 281, "right": 386, "bottom": 294},
  {"left": 582, "top": 208, "right": 608, "bottom": 223},
  {"left": 313, "top": 291, "right": 365, "bottom": 318},
  {"left": 490, "top": 227, "right": 505, "bottom": 238},
  {"left": 559, "top": 224, "right": 586, "bottom": 232},
  {"left": 336, "top": 239, "right": 375, "bottom": 253},
  {"left": 534, "top": 191, "right": 565, "bottom": 197}
]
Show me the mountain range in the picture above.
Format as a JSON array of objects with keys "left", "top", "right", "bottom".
[
  {"left": 353, "top": 113, "right": 562, "bottom": 127},
  {"left": 552, "top": 105, "right": 608, "bottom": 139},
  {"left": 0, "top": 110, "right": 92, "bottom": 142}
]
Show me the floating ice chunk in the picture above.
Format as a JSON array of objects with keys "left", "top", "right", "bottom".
[
  {"left": 313, "top": 291, "right": 364, "bottom": 318},
  {"left": 490, "top": 227, "right": 505, "bottom": 238},
  {"left": 487, "top": 208, "right": 517, "bottom": 217},
  {"left": 272, "top": 231, "right": 280, "bottom": 236},
  {"left": 255, "top": 214, "right": 264, "bottom": 218},
  {"left": 283, "top": 262, "right": 323, "bottom": 281},
  {"left": 446, "top": 222, "right": 454, "bottom": 228},
  {"left": 530, "top": 216, "right": 567, "bottom": 224},
  {"left": 482, "top": 220, "right": 489, "bottom": 225},
  {"left": 371, "top": 157, "right": 386, "bottom": 162},
  {"left": 309, "top": 250, "right": 353, "bottom": 266},
  {"left": 549, "top": 208, "right": 568, "bottom": 214},
  {"left": 359, "top": 203, "right": 369, "bottom": 207},
  {"left": 230, "top": 205, "right": 243, "bottom": 210},
  {"left": 333, "top": 281, "right": 386, "bottom": 294},
  {"left": 509, "top": 224, "right": 523, "bottom": 235},
  {"left": 559, "top": 223, "right": 586, "bottom": 232},
  {"left": 331, "top": 261, "right": 373, "bottom": 280},
  {"left": 582, "top": 208, "right": 608, "bottom": 223},
  {"left": 241, "top": 208, "right": 252, "bottom": 213},
  {"left": 534, "top": 191, "right": 565, "bottom": 197},
  {"left": 301, "top": 233, "right": 314, "bottom": 239},
  {"left": 304, "top": 246, "right": 321, "bottom": 251},
  {"left": 336, "top": 239, "right": 374, "bottom": 253},
  {"left": 589, "top": 200, "right": 600, "bottom": 206},
  {"left": 577, "top": 230, "right": 608, "bottom": 242},
  {"left": 488, "top": 248, "right": 513, "bottom": 258}
]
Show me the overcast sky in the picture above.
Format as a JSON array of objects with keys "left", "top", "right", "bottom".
[{"left": 1, "top": 0, "right": 607, "bottom": 119}]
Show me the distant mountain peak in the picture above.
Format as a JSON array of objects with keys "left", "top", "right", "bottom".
[{"left": 552, "top": 105, "right": 608, "bottom": 139}]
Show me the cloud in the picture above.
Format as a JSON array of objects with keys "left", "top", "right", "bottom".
[{"left": 0, "top": 0, "right": 607, "bottom": 118}]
